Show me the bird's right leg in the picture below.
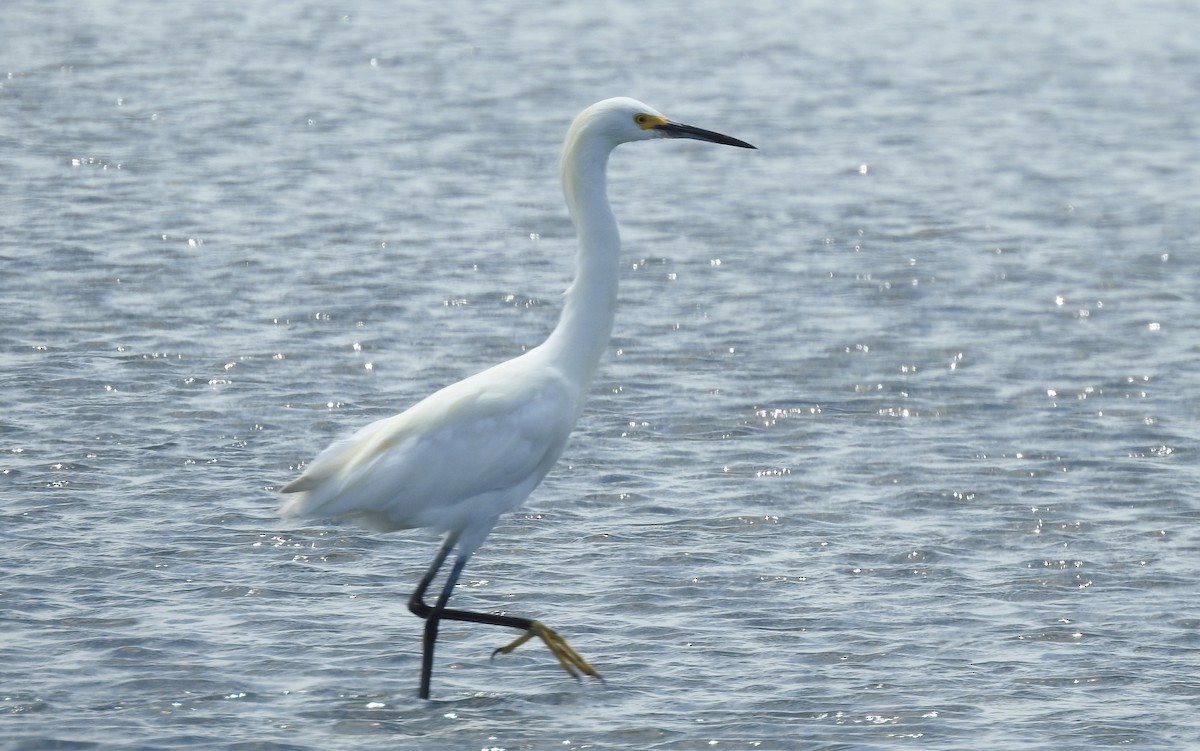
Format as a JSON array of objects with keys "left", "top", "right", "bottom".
[
  {"left": 408, "top": 531, "right": 459, "bottom": 619},
  {"left": 406, "top": 532, "right": 601, "bottom": 696},
  {"left": 408, "top": 531, "right": 462, "bottom": 699}
]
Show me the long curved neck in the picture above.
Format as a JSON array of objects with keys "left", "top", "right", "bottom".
[{"left": 541, "top": 127, "right": 621, "bottom": 394}]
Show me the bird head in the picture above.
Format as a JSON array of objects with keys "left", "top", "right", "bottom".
[{"left": 572, "top": 97, "right": 756, "bottom": 150}]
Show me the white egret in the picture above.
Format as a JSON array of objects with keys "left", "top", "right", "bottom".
[{"left": 281, "top": 97, "right": 755, "bottom": 699}]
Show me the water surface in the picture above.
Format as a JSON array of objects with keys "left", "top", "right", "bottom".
[{"left": 3, "top": 1, "right": 1199, "bottom": 749}]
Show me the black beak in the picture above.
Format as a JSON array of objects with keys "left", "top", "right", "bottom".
[{"left": 655, "top": 120, "right": 756, "bottom": 149}]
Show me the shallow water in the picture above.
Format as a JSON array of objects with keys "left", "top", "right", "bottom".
[{"left": 3, "top": 1, "right": 1199, "bottom": 749}]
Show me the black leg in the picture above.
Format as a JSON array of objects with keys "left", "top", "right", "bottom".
[
  {"left": 406, "top": 531, "right": 601, "bottom": 698},
  {"left": 418, "top": 554, "right": 468, "bottom": 699},
  {"left": 408, "top": 532, "right": 459, "bottom": 699},
  {"left": 408, "top": 531, "right": 459, "bottom": 620}
]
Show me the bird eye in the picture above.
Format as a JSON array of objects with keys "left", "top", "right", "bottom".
[{"left": 634, "top": 114, "right": 651, "bottom": 127}]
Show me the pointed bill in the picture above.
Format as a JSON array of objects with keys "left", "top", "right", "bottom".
[{"left": 654, "top": 120, "right": 756, "bottom": 149}]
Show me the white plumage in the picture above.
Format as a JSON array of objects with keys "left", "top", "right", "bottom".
[
  {"left": 281, "top": 97, "right": 754, "bottom": 698},
  {"left": 282, "top": 354, "right": 575, "bottom": 553}
]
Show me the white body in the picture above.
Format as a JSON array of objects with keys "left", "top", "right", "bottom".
[
  {"left": 281, "top": 350, "right": 578, "bottom": 554},
  {"left": 280, "top": 98, "right": 665, "bottom": 557}
]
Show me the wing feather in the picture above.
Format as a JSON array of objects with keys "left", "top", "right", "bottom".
[{"left": 280, "top": 358, "right": 576, "bottom": 534}]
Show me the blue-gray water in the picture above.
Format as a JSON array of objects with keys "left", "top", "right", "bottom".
[{"left": 3, "top": 1, "right": 1199, "bottom": 749}]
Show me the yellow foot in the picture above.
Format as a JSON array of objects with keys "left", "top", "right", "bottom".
[{"left": 492, "top": 620, "right": 602, "bottom": 682}]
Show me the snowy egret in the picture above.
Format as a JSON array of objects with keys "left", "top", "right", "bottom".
[{"left": 281, "top": 97, "right": 754, "bottom": 699}]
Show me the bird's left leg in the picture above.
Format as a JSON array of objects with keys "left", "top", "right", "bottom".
[
  {"left": 491, "top": 620, "right": 602, "bottom": 682},
  {"left": 409, "top": 535, "right": 601, "bottom": 691},
  {"left": 431, "top": 607, "right": 601, "bottom": 683}
]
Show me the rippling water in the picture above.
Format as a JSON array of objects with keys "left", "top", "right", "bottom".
[{"left": 4, "top": 1, "right": 1199, "bottom": 749}]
